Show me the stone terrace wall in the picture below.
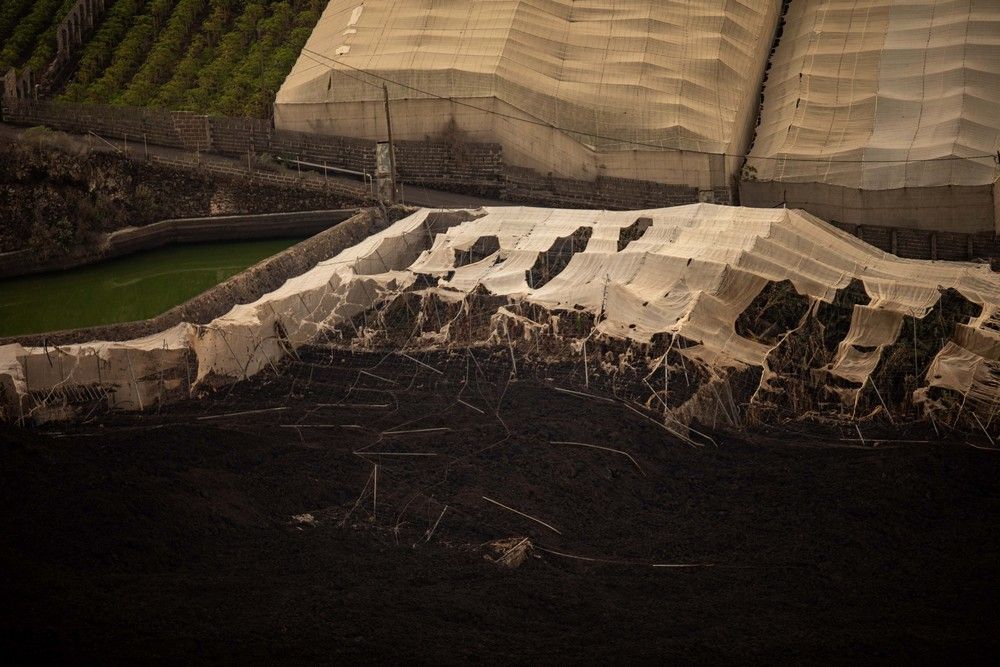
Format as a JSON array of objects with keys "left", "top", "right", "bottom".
[
  {"left": 829, "top": 222, "right": 1000, "bottom": 263},
  {"left": 171, "top": 111, "right": 212, "bottom": 152},
  {"left": 270, "top": 129, "right": 376, "bottom": 174},
  {"left": 1, "top": 98, "right": 696, "bottom": 206},
  {"left": 2, "top": 97, "right": 185, "bottom": 148},
  {"left": 214, "top": 124, "right": 505, "bottom": 191},
  {"left": 3, "top": 98, "right": 996, "bottom": 261},
  {"left": 505, "top": 166, "right": 705, "bottom": 210},
  {"left": 396, "top": 140, "right": 504, "bottom": 192},
  {"left": 147, "top": 155, "right": 370, "bottom": 201},
  {"left": 206, "top": 115, "right": 272, "bottom": 154}
]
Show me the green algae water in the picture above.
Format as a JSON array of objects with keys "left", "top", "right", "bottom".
[{"left": 0, "top": 238, "right": 304, "bottom": 337}]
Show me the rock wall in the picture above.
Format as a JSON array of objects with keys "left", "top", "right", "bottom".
[
  {"left": 0, "top": 209, "right": 358, "bottom": 280},
  {"left": 0, "top": 136, "right": 365, "bottom": 256},
  {"left": 828, "top": 223, "right": 1000, "bottom": 263},
  {"left": 4, "top": 98, "right": 997, "bottom": 258},
  {"left": 2, "top": 97, "right": 708, "bottom": 209},
  {"left": 2, "top": 208, "right": 382, "bottom": 350}
]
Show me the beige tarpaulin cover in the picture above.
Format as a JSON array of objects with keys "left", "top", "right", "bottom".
[
  {"left": 275, "top": 0, "right": 780, "bottom": 189},
  {"left": 744, "top": 0, "right": 1000, "bottom": 192},
  {"left": 2, "top": 204, "right": 998, "bottom": 423}
]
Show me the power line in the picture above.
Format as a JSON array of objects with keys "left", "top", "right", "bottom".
[{"left": 298, "top": 46, "right": 999, "bottom": 165}]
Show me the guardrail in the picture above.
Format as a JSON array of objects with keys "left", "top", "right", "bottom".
[{"left": 276, "top": 156, "right": 376, "bottom": 197}]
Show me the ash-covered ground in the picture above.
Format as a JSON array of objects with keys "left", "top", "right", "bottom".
[{"left": 2, "top": 346, "right": 999, "bottom": 662}]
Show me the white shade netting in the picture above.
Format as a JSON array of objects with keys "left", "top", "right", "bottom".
[
  {"left": 744, "top": 0, "right": 1000, "bottom": 191},
  {"left": 274, "top": 0, "right": 781, "bottom": 188},
  {"left": 2, "top": 204, "right": 999, "bottom": 426}
]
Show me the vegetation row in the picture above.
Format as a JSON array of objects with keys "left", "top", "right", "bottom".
[{"left": 3, "top": 0, "right": 325, "bottom": 118}]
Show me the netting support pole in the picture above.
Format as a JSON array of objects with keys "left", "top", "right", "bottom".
[
  {"left": 373, "top": 464, "right": 378, "bottom": 520},
  {"left": 383, "top": 83, "right": 399, "bottom": 204},
  {"left": 663, "top": 352, "right": 668, "bottom": 416}
]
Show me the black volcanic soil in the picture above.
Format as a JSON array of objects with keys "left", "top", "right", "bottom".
[{"left": 1, "top": 348, "right": 999, "bottom": 663}]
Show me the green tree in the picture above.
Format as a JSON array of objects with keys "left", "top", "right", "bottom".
[
  {"left": 24, "top": 0, "right": 79, "bottom": 73},
  {"left": 0, "top": 0, "right": 34, "bottom": 48},
  {"left": 63, "top": 0, "right": 147, "bottom": 100},
  {"left": 53, "top": 0, "right": 324, "bottom": 116},
  {"left": 119, "top": 0, "right": 209, "bottom": 106},
  {"left": 0, "top": 0, "right": 65, "bottom": 71}
]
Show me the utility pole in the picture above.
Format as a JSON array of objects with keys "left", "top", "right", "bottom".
[{"left": 382, "top": 83, "right": 398, "bottom": 203}]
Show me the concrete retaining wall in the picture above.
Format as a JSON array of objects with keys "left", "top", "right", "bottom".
[
  {"left": 3, "top": 209, "right": 384, "bottom": 348},
  {"left": 0, "top": 209, "right": 359, "bottom": 279}
]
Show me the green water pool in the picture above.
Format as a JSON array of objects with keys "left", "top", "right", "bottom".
[{"left": 0, "top": 238, "right": 305, "bottom": 338}]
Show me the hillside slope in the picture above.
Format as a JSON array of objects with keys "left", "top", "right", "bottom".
[
  {"left": 0, "top": 130, "right": 358, "bottom": 256},
  {"left": 0, "top": 0, "right": 78, "bottom": 74},
  {"left": 4, "top": 0, "right": 324, "bottom": 118}
]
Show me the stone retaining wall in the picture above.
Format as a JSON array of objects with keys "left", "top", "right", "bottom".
[
  {"left": 1, "top": 98, "right": 702, "bottom": 209},
  {"left": 741, "top": 180, "right": 999, "bottom": 236},
  {"left": 830, "top": 222, "right": 1000, "bottom": 263},
  {"left": 2, "top": 98, "right": 185, "bottom": 148},
  {"left": 0, "top": 209, "right": 359, "bottom": 279},
  {"left": 3, "top": 98, "right": 996, "bottom": 259},
  {"left": 147, "top": 155, "right": 371, "bottom": 200},
  {"left": 3, "top": 209, "right": 383, "bottom": 348},
  {"left": 504, "top": 166, "right": 706, "bottom": 209}
]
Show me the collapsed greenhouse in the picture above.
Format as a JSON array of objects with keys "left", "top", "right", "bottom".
[{"left": 1, "top": 203, "right": 997, "bottom": 434}]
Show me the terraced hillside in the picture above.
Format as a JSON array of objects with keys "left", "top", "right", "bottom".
[
  {"left": 3, "top": 1, "right": 324, "bottom": 117},
  {"left": 0, "top": 1, "right": 79, "bottom": 74}
]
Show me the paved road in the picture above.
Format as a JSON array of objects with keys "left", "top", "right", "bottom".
[{"left": 0, "top": 122, "right": 507, "bottom": 209}]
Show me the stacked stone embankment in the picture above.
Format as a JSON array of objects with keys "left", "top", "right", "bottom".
[
  {"left": 2, "top": 208, "right": 383, "bottom": 349},
  {"left": 3, "top": 97, "right": 997, "bottom": 263},
  {"left": 0, "top": 209, "right": 359, "bottom": 280}
]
